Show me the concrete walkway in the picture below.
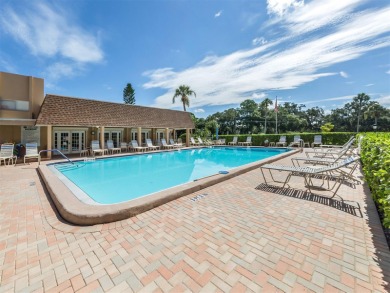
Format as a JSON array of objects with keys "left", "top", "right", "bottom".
[{"left": 0, "top": 152, "right": 389, "bottom": 292}]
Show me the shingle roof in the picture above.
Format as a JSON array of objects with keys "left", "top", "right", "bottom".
[{"left": 36, "top": 95, "right": 195, "bottom": 129}]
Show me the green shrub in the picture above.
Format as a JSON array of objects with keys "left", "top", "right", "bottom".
[{"left": 360, "top": 133, "right": 390, "bottom": 228}]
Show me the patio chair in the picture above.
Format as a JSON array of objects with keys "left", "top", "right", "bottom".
[
  {"left": 190, "top": 137, "right": 200, "bottom": 146},
  {"left": 238, "top": 136, "right": 252, "bottom": 146},
  {"left": 130, "top": 140, "right": 148, "bottom": 152},
  {"left": 288, "top": 135, "right": 301, "bottom": 147},
  {"left": 306, "top": 138, "right": 355, "bottom": 159},
  {"left": 169, "top": 139, "right": 182, "bottom": 148},
  {"left": 91, "top": 140, "right": 105, "bottom": 156},
  {"left": 275, "top": 136, "right": 287, "bottom": 147},
  {"left": 319, "top": 136, "right": 354, "bottom": 149},
  {"left": 0, "top": 143, "right": 16, "bottom": 166},
  {"left": 292, "top": 147, "right": 360, "bottom": 183},
  {"left": 120, "top": 142, "right": 129, "bottom": 152},
  {"left": 220, "top": 138, "right": 226, "bottom": 145},
  {"left": 197, "top": 138, "right": 205, "bottom": 145},
  {"left": 293, "top": 145, "right": 350, "bottom": 165},
  {"left": 147, "top": 139, "right": 160, "bottom": 150},
  {"left": 24, "top": 142, "right": 40, "bottom": 164},
  {"left": 312, "top": 135, "right": 322, "bottom": 148},
  {"left": 260, "top": 156, "right": 360, "bottom": 198},
  {"left": 106, "top": 140, "right": 121, "bottom": 154},
  {"left": 228, "top": 136, "right": 238, "bottom": 145},
  {"left": 161, "top": 139, "right": 175, "bottom": 149}
]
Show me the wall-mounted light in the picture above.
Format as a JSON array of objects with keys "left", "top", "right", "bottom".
[{"left": 91, "top": 131, "right": 95, "bottom": 135}]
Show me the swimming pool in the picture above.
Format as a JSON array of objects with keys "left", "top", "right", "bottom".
[{"left": 50, "top": 147, "right": 289, "bottom": 204}]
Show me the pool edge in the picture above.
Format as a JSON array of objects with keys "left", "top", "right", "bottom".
[{"left": 38, "top": 148, "right": 300, "bottom": 225}]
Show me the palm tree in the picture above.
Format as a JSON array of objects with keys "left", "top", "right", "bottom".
[
  {"left": 259, "top": 98, "right": 273, "bottom": 133},
  {"left": 364, "top": 102, "right": 383, "bottom": 128},
  {"left": 353, "top": 93, "right": 370, "bottom": 132},
  {"left": 172, "top": 85, "right": 196, "bottom": 111}
]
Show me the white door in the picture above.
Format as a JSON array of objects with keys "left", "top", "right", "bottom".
[
  {"left": 111, "top": 131, "right": 121, "bottom": 147},
  {"left": 54, "top": 131, "right": 71, "bottom": 154},
  {"left": 71, "top": 132, "right": 85, "bottom": 153}
]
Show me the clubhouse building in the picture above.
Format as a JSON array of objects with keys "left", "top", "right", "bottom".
[{"left": 0, "top": 72, "right": 195, "bottom": 158}]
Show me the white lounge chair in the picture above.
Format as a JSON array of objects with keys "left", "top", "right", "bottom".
[
  {"left": 260, "top": 156, "right": 360, "bottom": 198},
  {"left": 130, "top": 140, "right": 148, "bottom": 152},
  {"left": 24, "top": 142, "right": 40, "bottom": 164},
  {"left": 106, "top": 140, "right": 121, "bottom": 154},
  {"left": 91, "top": 140, "right": 105, "bottom": 156},
  {"left": 228, "top": 136, "right": 238, "bottom": 145},
  {"left": 169, "top": 139, "right": 182, "bottom": 148},
  {"left": 161, "top": 139, "right": 175, "bottom": 149},
  {"left": 238, "top": 136, "right": 252, "bottom": 146},
  {"left": 307, "top": 138, "right": 355, "bottom": 159},
  {"left": 288, "top": 135, "right": 301, "bottom": 147},
  {"left": 276, "top": 136, "right": 287, "bottom": 147},
  {"left": 197, "top": 138, "right": 205, "bottom": 145},
  {"left": 146, "top": 139, "right": 160, "bottom": 150},
  {"left": 319, "top": 136, "right": 355, "bottom": 149},
  {"left": 120, "top": 142, "right": 129, "bottom": 152},
  {"left": 0, "top": 143, "right": 16, "bottom": 166},
  {"left": 190, "top": 137, "right": 200, "bottom": 146},
  {"left": 312, "top": 135, "right": 322, "bottom": 148}
]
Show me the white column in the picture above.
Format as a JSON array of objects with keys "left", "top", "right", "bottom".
[
  {"left": 100, "top": 126, "right": 105, "bottom": 150},
  {"left": 137, "top": 127, "right": 142, "bottom": 145},
  {"left": 47, "top": 125, "right": 52, "bottom": 159},
  {"left": 186, "top": 128, "right": 190, "bottom": 147},
  {"left": 165, "top": 128, "right": 170, "bottom": 141}
]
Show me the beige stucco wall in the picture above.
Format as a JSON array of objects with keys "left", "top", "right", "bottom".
[{"left": 0, "top": 71, "right": 44, "bottom": 119}]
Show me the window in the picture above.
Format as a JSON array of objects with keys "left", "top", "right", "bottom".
[{"left": 0, "top": 100, "right": 29, "bottom": 111}]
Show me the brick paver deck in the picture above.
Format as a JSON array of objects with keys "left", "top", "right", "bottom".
[{"left": 0, "top": 152, "right": 389, "bottom": 292}]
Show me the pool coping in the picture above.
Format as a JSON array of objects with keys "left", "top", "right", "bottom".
[{"left": 38, "top": 147, "right": 300, "bottom": 225}]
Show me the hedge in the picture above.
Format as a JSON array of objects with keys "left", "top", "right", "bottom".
[
  {"left": 217, "top": 132, "right": 356, "bottom": 146},
  {"left": 360, "top": 133, "right": 390, "bottom": 228}
]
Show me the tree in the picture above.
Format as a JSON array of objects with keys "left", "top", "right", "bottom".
[
  {"left": 364, "top": 102, "right": 385, "bottom": 129},
  {"left": 123, "top": 83, "right": 135, "bottom": 105},
  {"left": 352, "top": 93, "right": 370, "bottom": 132},
  {"left": 172, "top": 85, "right": 196, "bottom": 111},
  {"left": 305, "top": 107, "right": 325, "bottom": 131},
  {"left": 259, "top": 98, "right": 273, "bottom": 133},
  {"left": 320, "top": 122, "right": 334, "bottom": 132}
]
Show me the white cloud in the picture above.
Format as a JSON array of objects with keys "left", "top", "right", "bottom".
[
  {"left": 45, "top": 62, "right": 79, "bottom": 80},
  {"left": 144, "top": 3, "right": 390, "bottom": 110},
  {"left": 386, "top": 70, "right": 390, "bottom": 74},
  {"left": 0, "top": 3, "right": 103, "bottom": 63},
  {"left": 267, "top": 0, "right": 304, "bottom": 17},
  {"left": 303, "top": 95, "right": 355, "bottom": 105},
  {"left": 365, "top": 83, "right": 374, "bottom": 87},
  {"left": 252, "top": 37, "right": 267, "bottom": 46},
  {"left": 374, "top": 95, "right": 390, "bottom": 107},
  {"left": 0, "top": 2, "right": 103, "bottom": 83},
  {"left": 215, "top": 10, "right": 222, "bottom": 18},
  {"left": 194, "top": 108, "right": 205, "bottom": 113},
  {"left": 340, "top": 71, "right": 349, "bottom": 78}
]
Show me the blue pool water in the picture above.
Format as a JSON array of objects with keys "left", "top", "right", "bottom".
[{"left": 53, "top": 147, "right": 289, "bottom": 204}]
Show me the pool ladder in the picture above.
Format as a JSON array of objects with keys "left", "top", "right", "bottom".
[{"left": 38, "top": 149, "right": 75, "bottom": 165}]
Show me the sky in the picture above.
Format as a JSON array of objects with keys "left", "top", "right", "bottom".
[{"left": 0, "top": 0, "right": 389, "bottom": 118}]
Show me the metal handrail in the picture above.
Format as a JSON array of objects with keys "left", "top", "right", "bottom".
[{"left": 38, "top": 149, "right": 74, "bottom": 165}]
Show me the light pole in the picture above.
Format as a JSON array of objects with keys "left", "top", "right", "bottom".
[{"left": 373, "top": 124, "right": 378, "bottom": 136}]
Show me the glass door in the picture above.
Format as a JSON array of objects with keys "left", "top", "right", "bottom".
[
  {"left": 111, "top": 131, "right": 121, "bottom": 147},
  {"left": 54, "top": 131, "right": 70, "bottom": 154},
  {"left": 71, "top": 132, "right": 85, "bottom": 153}
]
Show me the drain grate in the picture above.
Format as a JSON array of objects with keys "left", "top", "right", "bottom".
[{"left": 190, "top": 193, "right": 208, "bottom": 202}]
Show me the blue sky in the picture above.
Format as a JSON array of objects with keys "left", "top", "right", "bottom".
[{"left": 1, "top": 0, "right": 389, "bottom": 118}]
